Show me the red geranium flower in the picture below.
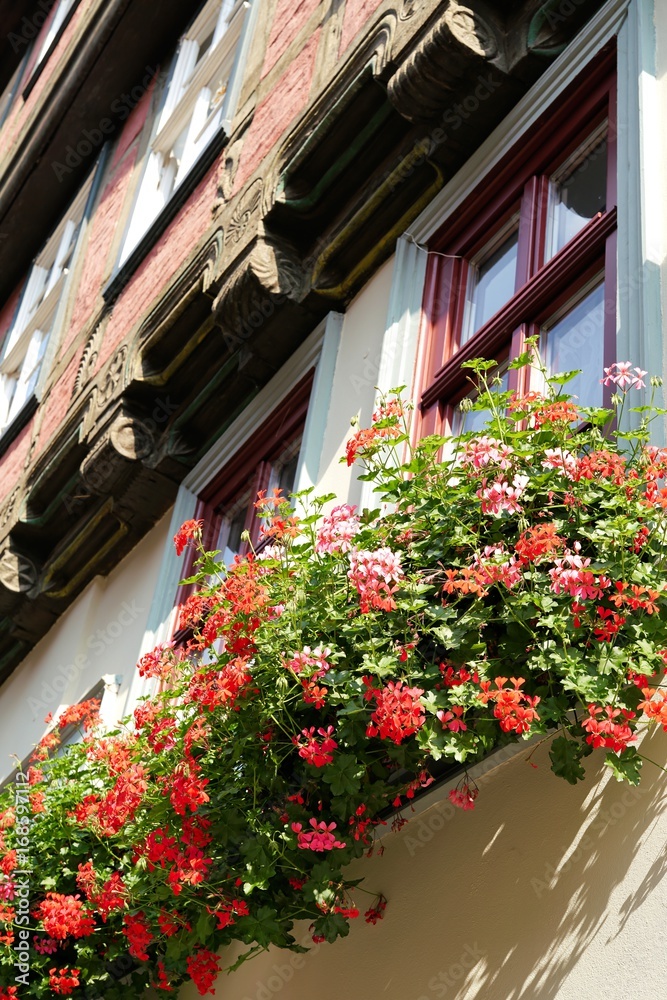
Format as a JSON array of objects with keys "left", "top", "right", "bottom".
[{"left": 173, "top": 519, "right": 203, "bottom": 556}]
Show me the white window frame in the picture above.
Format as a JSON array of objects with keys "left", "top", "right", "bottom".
[
  {"left": 35, "top": 0, "right": 76, "bottom": 66},
  {"left": 0, "top": 172, "right": 95, "bottom": 436},
  {"left": 119, "top": 0, "right": 254, "bottom": 265}
]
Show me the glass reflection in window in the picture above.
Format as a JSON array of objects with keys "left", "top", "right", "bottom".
[
  {"left": 217, "top": 490, "right": 251, "bottom": 567},
  {"left": 547, "top": 127, "right": 607, "bottom": 259},
  {"left": 463, "top": 230, "right": 518, "bottom": 343},
  {"left": 541, "top": 282, "right": 605, "bottom": 409}
]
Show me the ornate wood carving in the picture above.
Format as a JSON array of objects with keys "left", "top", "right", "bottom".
[
  {"left": 387, "top": 2, "right": 504, "bottom": 122},
  {"left": 0, "top": 488, "right": 20, "bottom": 534},
  {"left": 0, "top": 544, "right": 38, "bottom": 595},
  {"left": 82, "top": 346, "right": 129, "bottom": 440},
  {"left": 212, "top": 235, "right": 305, "bottom": 353},
  {"left": 227, "top": 178, "right": 264, "bottom": 247},
  {"left": 80, "top": 405, "right": 157, "bottom": 496},
  {"left": 214, "top": 137, "right": 246, "bottom": 212},
  {"left": 74, "top": 321, "right": 106, "bottom": 396}
]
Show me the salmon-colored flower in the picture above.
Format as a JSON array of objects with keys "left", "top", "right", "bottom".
[{"left": 173, "top": 519, "right": 203, "bottom": 556}]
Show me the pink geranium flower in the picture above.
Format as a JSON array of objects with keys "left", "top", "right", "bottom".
[{"left": 601, "top": 362, "right": 647, "bottom": 390}]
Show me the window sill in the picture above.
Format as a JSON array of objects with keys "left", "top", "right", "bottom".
[
  {"left": 0, "top": 393, "right": 38, "bottom": 458},
  {"left": 102, "top": 125, "right": 229, "bottom": 308},
  {"left": 22, "top": 0, "right": 82, "bottom": 101}
]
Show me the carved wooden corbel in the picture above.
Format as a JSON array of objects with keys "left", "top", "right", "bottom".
[
  {"left": 212, "top": 234, "right": 305, "bottom": 355},
  {"left": 387, "top": 1, "right": 505, "bottom": 122},
  {"left": 79, "top": 404, "right": 157, "bottom": 497}
]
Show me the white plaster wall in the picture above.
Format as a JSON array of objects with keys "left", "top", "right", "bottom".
[
  {"left": 178, "top": 731, "right": 667, "bottom": 1000},
  {"left": 0, "top": 513, "right": 170, "bottom": 780},
  {"left": 315, "top": 255, "right": 395, "bottom": 507}
]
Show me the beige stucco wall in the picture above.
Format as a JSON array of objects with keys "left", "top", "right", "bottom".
[
  {"left": 0, "top": 513, "right": 171, "bottom": 781},
  {"left": 176, "top": 730, "right": 667, "bottom": 1000}
]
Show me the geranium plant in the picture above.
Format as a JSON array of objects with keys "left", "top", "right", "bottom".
[{"left": 1, "top": 350, "right": 667, "bottom": 998}]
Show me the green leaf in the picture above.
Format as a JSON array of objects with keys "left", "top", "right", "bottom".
[
  {"left": 323, "top": 754, "right": 362, "bottom": 796},
  {"left": 546, "top": 369, "right": 581, "bottom": 386},
  {"left": 549, "top": 737, "right": 586, "bottom": 784},
  {"left": 605, "top": 748, "right": 643, "bottom": 785},
  {"left": 461, "top": 357, "right": 497, "bottom": 373},
  {"left": 195, "top": 911, "right": 215, "bottom": 942},
  {"left": 165, "top": 935, "right": 189, "bottom": 962},
  {"left": 508, "top": 350, "right": 534, "bottom": 370}
]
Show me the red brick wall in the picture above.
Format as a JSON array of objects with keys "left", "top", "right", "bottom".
[
  {"left": 61, "top": 152, "right": 137, "bottom": 357},
  {"left": 261, "top": 0, "right": 322, "bottom": 78},
  {"left": 0, "top": 426, "right": 31, "bottom": 488},
  {"left": 235, "top": 28, "right": 321, "bottom": 193},
  {"left": 34, "top": 353, "right": 82, "bottom": 458},
  {"left": 97, "top": 166, "right": 220, "bottom": 365},
  {"left": 61, "top": 86, "right": 156, "bottom": 357},
  {"left": 340, "top": 0, "right": 384, "bottom": 54}
]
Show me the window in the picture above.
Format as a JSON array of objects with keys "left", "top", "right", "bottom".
[
  {"left": 35, "top": 0, "right": 76, "bottom": 66},
  {"left": 120, "top": 0, "right": 251, "bottom": 264},
  {"left": 462, "top": 222, "right": 519, "bottom": 344},
  {"left": 0, "top": 680, "right": 109, "bottom": 791},
  {"left": 0, "top": 170, "right": 95, "bottom": 436},
  {"left": 215, "top": 436, "right": 302, "bottom": 565},
  {"left": 546, "top": 124, "right": 607, "bottom": 259},
  {"left": 418, "top": 62, "right": 616, "bottom": 436},
  {"left": 173, "top": 371, "right": 313, "bottom": 623},
  {"left": 539, "top": 279, "right": 605, "bottom": 407}
]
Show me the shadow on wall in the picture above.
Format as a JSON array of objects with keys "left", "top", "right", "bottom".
[{"left": 200, "top": 730, "right": 667, "bottom": 1000}]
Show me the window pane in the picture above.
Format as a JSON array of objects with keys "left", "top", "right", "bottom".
[
  {"left": 464, "top": 233, "right": 518, "bottom": 342},
  {"left": 268, "top": 436, "right": 303, "bottom": 499},
  {"left": 541, "top": 283, "right": 605, "bottom": 409},
  {"left": 217, "top": 490, "right": 251, "bottom": 566},
  {"left": 548, "top": 137, "right": 607, "bottom": 258},
  {"left": 275, "top": 452, "right": 299, "bottom": 496},
  {"left": 451, "top": 368, "right": 510, "bottom": 435},
  {"left": 0, "top": 375, "right": 17, "bottom": 433}
]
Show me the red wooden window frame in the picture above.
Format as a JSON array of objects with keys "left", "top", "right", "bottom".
[
  {"left": 173, "top": 371, "right": 314, "bottom": 619},
  {"left": 417, "top": 49, "right": 617, "bottom": 436}
]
